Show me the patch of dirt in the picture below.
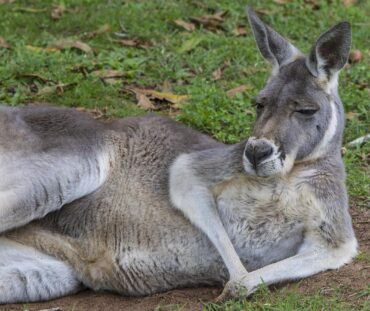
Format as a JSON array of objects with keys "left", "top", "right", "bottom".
[
  {"left": 3, "top": 207, "right": 369, "bottom": 311},
  {"left": 3, "top": 288, "right": 221, "bottom": 311}
]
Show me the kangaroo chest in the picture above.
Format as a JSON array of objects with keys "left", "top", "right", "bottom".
[{"left": 214, "top": 174, "right": 309, "bottom": 270}]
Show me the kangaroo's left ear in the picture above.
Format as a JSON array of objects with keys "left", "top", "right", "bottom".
[
  {"left": 306, "top": 22, "right": 351, "bottom": 81},
  {"left": 246, "top": 6, "right": 302, "bottom": 73}
]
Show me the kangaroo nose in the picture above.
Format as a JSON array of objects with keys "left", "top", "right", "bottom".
[{"left": 245, "top": 141, "right": 273, "bottom": 167}]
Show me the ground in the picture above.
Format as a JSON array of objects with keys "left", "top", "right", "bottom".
[{"left": 0, "top": 0, "right": 369, "bottom": 310}]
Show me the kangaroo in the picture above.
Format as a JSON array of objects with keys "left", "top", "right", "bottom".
[{"left": 0, "top": 7, "right": 357, "bottom": 304}]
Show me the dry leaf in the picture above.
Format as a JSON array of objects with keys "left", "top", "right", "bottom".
[
  {"left": 75, "top": 107, "right": 105, "bottom": 119},
  {"left": 212, "top": 67, "right": 223, "bottom": 81},
  {"left": 0, "top": 37, "right": 10, "bottom": 49},
  {"left": 255, "top": 8, "right": 273, "bottom": 15},
  {"left": 124, "top": 87, "right": 188, "bottom": 110},
  {"left": 137, "top": 93, "right": 155, "bottom": 110},
  {"left": 145, "top": 90, "right": 188, "bottom": 106},
  {"left": 124, "top": 87, "right": 155, "bottom": 110},
  {"left": 51, "top": 4, "right": 65, "bottom": 19},
  {"left": 114, "top": 39, "right": 137, "bottom": 47},
  {"left": 305, "top": 0, "right": 320, "bottom": 10},
  {"left": 226, "top": 85, "right": 253, "bottom": 98},
  {"left": 50, "top": 39, "right": 93, "bottom": 53},
  {"left": 26, "top": 45, "right": 60, "bottom": 53},
  {"left": 174, "top": 19, "right": 196, "bottom": 32},
  {"left": 346, "top": 111, "right": 359, "bottom": 121},
  {"left": 342, "top": 0, "right": 356, "bottom": 6},
  {"left": 0, "top": 0, "right": 15, "bottom": 3},
  {"left": 113, "top": 39, "right": 151, "bottom": 49},
  {"left": 349, "top": 50, "right": 362, "bottom": 63},
  {"left": 273, "top": 0, "right": 293, "bottom": 3},
  {"left": 92, "top": 69, "right": 126, "bottom": 84},
  {"left": 162, "top": 80, "right": 172, "bottom": 92},
  {"left": 232, "top": 26, "right": 248, "bottom": 36},
  {"left": 189, "top": 11, "right": 227, "bottom": 31},
  {"left": 83, "top": 24, "right": 110, "bottom": 39}
]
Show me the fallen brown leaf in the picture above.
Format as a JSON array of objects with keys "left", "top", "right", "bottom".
[
  {"left": 144, "top": 90, "right": 188, "bottom": 106},
  {"left": 75, "top": 107, "right": 105, "bottom": 119},
  {"left": 273, "top": 0, "right": 293, "bottom": 3},
  {"left": 342, "top": 0, "right": 356, "bottom": 6},
  {"left": 137, "top": 93, "right": 155, "bottom": 110},
  {"left": 349, "top": 50, "right": 362, "bottom": 63},
  {"left": 124, "top": 87, "right": 155, "bottom": 110},
  {"left": 124, "top": 87, "right": 188, "bottom": 110},
  {"left": 50, "top": 39, "right": 93, "bottom": 53},
  {"left": 226, "top": 84, "right": 253, "bottom": 98},
  {"left": 232, "top": 26, "right": 248, "bottom": 36},
  {"left": 51, "top": 4, "right": 65, "bottom": 19},
  {"left": 162, "top": 80, "right": 172, "bottom": 92},
  {"left": 114, "top": 39, "right": 137, "bottom": 47},
  {"left": 212, "top": 67, "right": 223, "bottom": 81},
  {"left": 346, "top": 111, "right": 359, "bottom": 121},
  {"left": 305, "top": 0, "right": 320, "bottom": 10},
  {"left": 255, "top": 8, "right": 274, "bottom": 15},
  {"left": 83, "top": 24, "right": 111, "bottom": 39},
  {"left": 0, "top": 36, "right": 10, "bottom": 49},
  {"left": 113, "top": 39, "right": 151, "bottom": 49},
  {"left": 92, "top": 69, "right": 126, "bottom": 84},
  {"left": 174, "top": 19, "right": 196, "bottom": 32},
  {"left": 189, "top": 11, "right": 227, "bottom": 31}
]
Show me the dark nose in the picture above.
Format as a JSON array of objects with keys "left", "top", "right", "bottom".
[{"left": 245, "top": 141, "right": 274, "bottom": 167}]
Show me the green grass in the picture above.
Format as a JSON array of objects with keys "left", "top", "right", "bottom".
[
  {"left": 0, "top": 0, "right": 369, "bottom": 309},
  {"left": 203, "top": 285, "right": 370, "bottom": 311}
]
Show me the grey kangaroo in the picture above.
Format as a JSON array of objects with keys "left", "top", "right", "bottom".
[{"left": 0, "top": 8, "right": 357, "bottom": 303}]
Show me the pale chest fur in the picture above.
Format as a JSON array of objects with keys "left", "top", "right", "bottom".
[{"left": 213, "top": 170, "right": 319, "bottom": 270}]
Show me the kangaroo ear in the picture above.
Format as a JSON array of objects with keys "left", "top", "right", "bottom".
[
  {"left": 246, "top": 6, "right": 302, "bottom": 72},
  {"left": 306, "top": 22, "right": 351, "bottom": 81}
]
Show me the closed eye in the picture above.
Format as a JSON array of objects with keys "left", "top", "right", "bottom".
[{"left": 295, "top": 109, "right": 318, "bottom": 116}]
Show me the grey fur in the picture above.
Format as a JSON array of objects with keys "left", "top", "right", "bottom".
[
  {"left": 0, "top": 8, "right": 357, "bottom": 303},
  {"left": 247, "top": 6, "right": 302, "bottom": 68}
]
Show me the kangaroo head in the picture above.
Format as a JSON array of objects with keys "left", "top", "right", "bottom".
[{"left": 243, "top": 7, "right": 351, "bottom": 178}]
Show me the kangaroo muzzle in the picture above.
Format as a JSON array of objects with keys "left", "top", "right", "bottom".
[
  {"left": 244, "top": 140, "right": 274, "bottom": 168},
  {"left": 243, "top": 137, "right": 288, "bottom": 177}
]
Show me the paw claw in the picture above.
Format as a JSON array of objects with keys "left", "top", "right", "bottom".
[{"left": 214, "top": 280, "right": 249, "bottom": 302}]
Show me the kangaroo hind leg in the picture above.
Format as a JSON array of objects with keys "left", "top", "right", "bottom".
[{"left": 0, "top": 237, "right": 83, "bottom": 304}]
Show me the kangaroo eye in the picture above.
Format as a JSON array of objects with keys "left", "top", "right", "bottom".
[{"left": 296, "top": 109, "right": 318, "bottom": 116}]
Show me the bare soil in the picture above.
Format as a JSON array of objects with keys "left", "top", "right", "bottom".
[{"left": 2, "top": 207, "right": 369, "bottom": 311}]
